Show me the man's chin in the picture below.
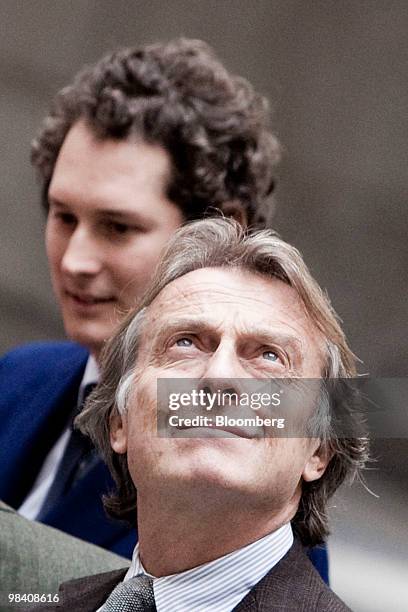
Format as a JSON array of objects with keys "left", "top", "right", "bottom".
[
  {"left": 156, "top": 464, "right": 264, "bottom": 506},
  {"left": 62, "top": 321, "right": 107, "bottom": 358}
]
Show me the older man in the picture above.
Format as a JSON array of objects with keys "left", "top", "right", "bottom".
[
  {"left": 41, "top": 219, "right": 367, "bottom": 611},
  {"left": 0, "top": 38, "right": 279, "bottom": 557}
]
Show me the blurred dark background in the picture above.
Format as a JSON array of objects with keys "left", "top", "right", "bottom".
[{"left": 0, "top": 2, "right": 407, "bottom": 609}]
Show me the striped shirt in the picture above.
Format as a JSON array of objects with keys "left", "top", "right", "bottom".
[{"left": 120, "top": 523, "right": 293, "bottom": 612}]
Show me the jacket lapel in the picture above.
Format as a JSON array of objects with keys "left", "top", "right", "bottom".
[
  {"left": 57, "top": 569, "right": 128, "bottom": 611},
  {"left": 40, "top": 459, "right": 136, "bottom": 551}
]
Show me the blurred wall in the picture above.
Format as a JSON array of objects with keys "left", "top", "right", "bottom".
[{"left": 0, "top": 2, "right": 407, "bottom": 610}]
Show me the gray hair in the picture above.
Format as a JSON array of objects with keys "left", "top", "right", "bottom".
[{"left": 77, "top": 218, "right": 368, "bottom": 545}]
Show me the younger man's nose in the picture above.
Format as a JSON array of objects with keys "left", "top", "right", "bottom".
[{"left": 61, "top": 227, "right": 103, "bottom": 277}]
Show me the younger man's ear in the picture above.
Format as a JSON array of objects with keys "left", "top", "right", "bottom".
[
  {"left": 219, "top": 201, "right": 248, "bottom": 227},
  {"left": 110, "top": 411, "right": 128, "bottom": 454}
]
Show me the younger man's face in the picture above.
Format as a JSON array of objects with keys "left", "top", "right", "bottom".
[{"left": 45, "top": 120, "right": 184, "bottom": 358}]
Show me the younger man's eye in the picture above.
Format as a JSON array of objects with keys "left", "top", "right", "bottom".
[
  {"left": 55, "top": 212, "right": 76, "bottom": 225},
  {"left": 109, "top": 222, "right": 131, "bottom": 235}
]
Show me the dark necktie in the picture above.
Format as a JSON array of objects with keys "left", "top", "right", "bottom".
[
  {"left": 36, "top": 383, "right": 96, "bottom": 520},
  {"left": 101, "top": 575, "right": 157, "bottom": 611}
]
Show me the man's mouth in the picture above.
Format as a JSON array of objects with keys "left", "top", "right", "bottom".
[
  {"left": 175, "top": 421, "right": 261, "bottom": 440},
  {"left": 65, "top": 290, "right": 115, "bottom": 305}
]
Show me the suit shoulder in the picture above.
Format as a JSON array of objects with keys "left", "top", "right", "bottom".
[
  {"left": 0, "top": 341, "right": 88, "bottom": 373},
  {"left": 0, "top": 342, "right": 88, "bottom": 406},
  {"left": 290, "top": 543, "right": 351, "bottom": 611},
  {"left": 316, "top": 585, "right": 352, "bottom": 611},
  {"left": 0, "top": 503, "right": 128, "bottom": 598},
  {"left": 1, "top": 340, "right": 87, "bottom": 363},
  {"left": 242, "top": 540, "right": 351, "bottom": 611},
  {"left": 289, "top": 544, "right": 351, "bottom": 611}
]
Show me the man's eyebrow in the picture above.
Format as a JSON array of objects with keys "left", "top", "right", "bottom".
[
  {"left": 48, "top": 198, "right": 147, "bottom": 223},
  {"left": 96, "top": 209, "right": 150, "bottom": 226},
  {"left": 149, "top": 317, "right": 304, "bottom": 353},
  {"left": 150, "top": 317, "right": 211, "bottom": 343},
  {"left": 47, "top": 197, "right": 69, "bottom": 208},
  {"left": 96, "top": 209, "right": 142, "bottom": 220},
  {"left": 241, "top": 327, "right": 304, "bottom": 349}
]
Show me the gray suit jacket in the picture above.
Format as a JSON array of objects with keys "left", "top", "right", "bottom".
[
  {"left": 28, "top": 540, "right": 351, "bottom": 611},
  {"left": 0, "top": 500, "right": 129, "bottom": 611}
]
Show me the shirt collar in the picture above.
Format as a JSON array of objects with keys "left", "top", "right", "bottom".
[
  {"left": 124, "top": 523, "right": 293, "bottom": 612},
  {"left": 77, "top": 355, "right": 100, "bottom": 405}
]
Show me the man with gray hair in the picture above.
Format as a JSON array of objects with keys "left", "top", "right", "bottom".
[{"left": 40, "top": 218, "right": 366, "bottom": 611}]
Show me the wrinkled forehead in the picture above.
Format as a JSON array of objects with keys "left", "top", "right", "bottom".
[{"left": 140, "top": 266, "right": 326, "bottom": 357}]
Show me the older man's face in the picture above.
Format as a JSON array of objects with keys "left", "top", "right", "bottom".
[{"left": 111, "top": 267, "right": 329, "bottom": 513}]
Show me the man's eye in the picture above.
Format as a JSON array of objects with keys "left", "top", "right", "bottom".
[
  {"left": 262, "top": 350, "right": 279, "bottom": 362},
  {"left": 108, "top": 222, "right": 131, "bottom": 235},
  {"left": 55, "top": 212, "right": 76, "bottom": 225},
  {"left": 176, "top": 338, "right": 193, "bottom": 347}
]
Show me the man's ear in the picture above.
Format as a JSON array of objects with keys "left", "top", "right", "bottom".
[
  {"left": 110, "top": 411, "right": 128, "bottom": 454},
  {"left": 302, "top": 443, "right": 332, "bottom": 483},
  {"left": 219, "top": 201, "right": 248, "bottom": 227}
]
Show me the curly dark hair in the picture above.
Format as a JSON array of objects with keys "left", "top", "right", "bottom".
[{"left": 31, "top": 38, "right": 280, "bottom": 226}]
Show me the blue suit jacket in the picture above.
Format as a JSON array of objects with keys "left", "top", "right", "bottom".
[
  {"left": 0, "top": 341, "right": 328, "bottom": 581},
  {"left": 0, "top": 342, "right": 136, "bottom": 558}
]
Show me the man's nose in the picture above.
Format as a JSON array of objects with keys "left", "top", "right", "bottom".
[
  {"left": 61, "top": 226, "right": 102, "bottom": 276},
  {"left": 199, "top": 342, "right": 250, "bottom": 396}
]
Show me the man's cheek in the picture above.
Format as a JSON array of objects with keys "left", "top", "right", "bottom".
[{"left": 131, "top": 387, "right": 157, "bottom": 433}]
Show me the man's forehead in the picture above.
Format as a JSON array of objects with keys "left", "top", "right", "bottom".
[
  {"left": 133, "top": 266, "right": 327, "bottom": 376},
  {"left": 145, "top": 267, "right": 310, "bottom": 327},
  {"left": 50, "top": 119, "right": 171, "bottom": 194}
]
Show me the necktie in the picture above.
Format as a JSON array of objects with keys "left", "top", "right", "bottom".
[
  {"left": 101, "top": 575, "right": 156, "bottom": 611},
  {"left": 37, "top": 383, "right": 96, "bottom": 519}
]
